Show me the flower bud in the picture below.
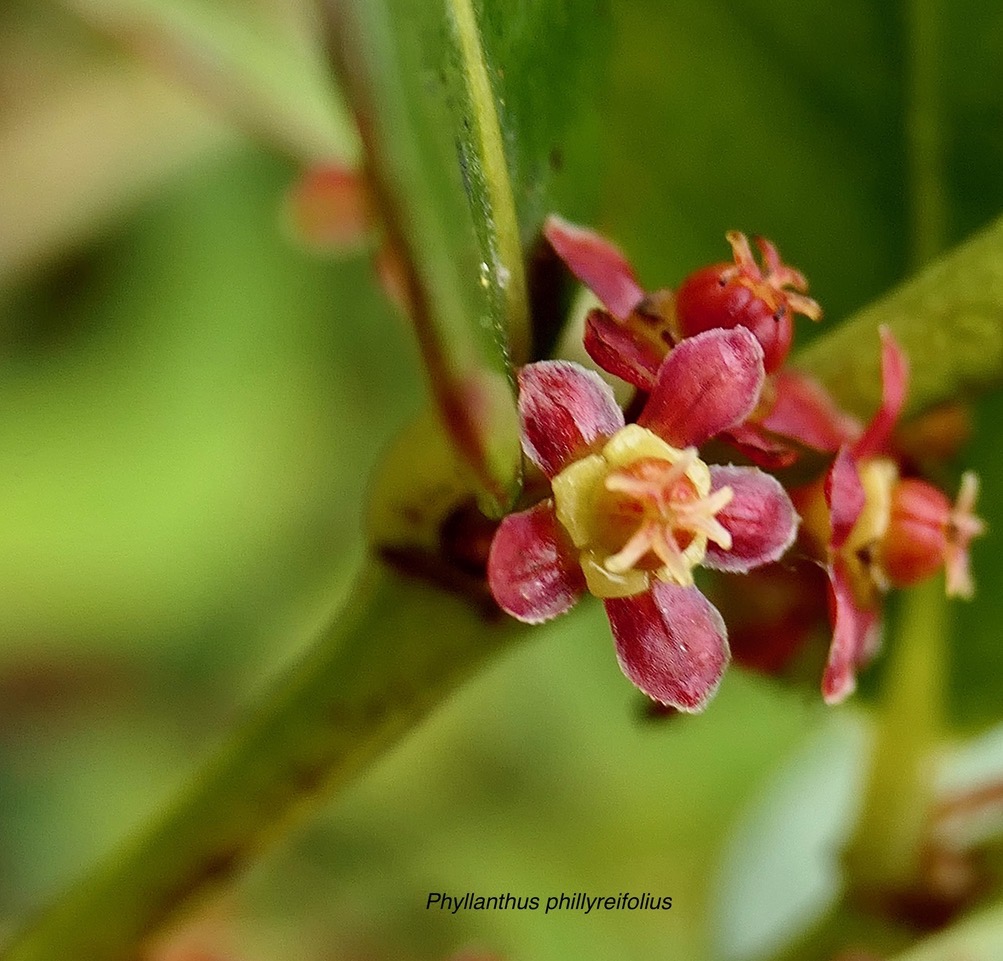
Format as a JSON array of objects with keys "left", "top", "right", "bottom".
[
  {"left": 674, "top": 232, "right": 821, "bottom": 373},
  {"left": 880, "top": 478, "right": 951, "bottom": 587}
]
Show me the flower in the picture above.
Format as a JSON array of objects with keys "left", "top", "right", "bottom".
[
  {"left": 673, "top": 230, "right": 822, "bottom": 373},
  {"left": 487, "top": 328, "right": 799, "bottom": 711},
  {"left": 796, "top": 328, "right": 986, "bottom": 703},
  {"left": 543, "top": 216, "right": 858, "bottom": 466}
]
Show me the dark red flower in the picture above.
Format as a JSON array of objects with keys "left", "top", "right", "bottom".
[
  {"left": 487, "top": 328, "right": 799, "bottom": 711},
  {"left": 806, "top": 328, "right": 985, "bottom": 703},
  {"left": 674, "top": 231, "right": 822, "bottom": 374},
  {"left": 543, "top": 216, "right": 856, "bottom": 466}
]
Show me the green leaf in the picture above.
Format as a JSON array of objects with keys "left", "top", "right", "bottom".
[
  {"left": 63, "top": 0, "right": 358, "bottom": 163},
  {"left": 323, "top": 0, "right": 610, "bottom": 516},
  {"left": 474, "top": 0, "right": 611, "bottom": 244},
  {"left": 325, "top": 0, "right": 523, "bottom": 517},
  {"left": 793, "top": 214, "right": 1003, "bottom": 420}
]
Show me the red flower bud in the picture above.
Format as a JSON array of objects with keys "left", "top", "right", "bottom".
[
  {"left": 880, "top": 473, "right": 985, "bottom": 597},
  {"left": 675, "top": 232, "right": 821, "bottom": 373},
  {"left": 880, "top": 479, "right": 951, "bottom": 588}
]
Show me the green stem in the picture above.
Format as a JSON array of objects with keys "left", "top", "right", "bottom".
[
  {"left": 794, "top": 212, "right": 1003, "bottom": 417},
  {"left": 843, "top": 576, "right": 947, "bottom": 893},
  {"left": 0, "top": 561, "right": 524, "bottom": 961}
]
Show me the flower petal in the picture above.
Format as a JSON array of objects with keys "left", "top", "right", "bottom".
[
  {"left": 638, "top": 328, "right": 765, "bottom": 448},
  {"left": 822, "top": 558, "right": 881, "bottom": 705},
  {"left": 761, "top": 370, "right": 863, "bottom": 452},
  {"left": 518, "top": 360, "right": 625, "bottom": 478},
  {"left": 721, "top": 422, "right": 799, "bottom": 469},
  {"left": 604, "top": 582, "right": 729, "bottom": 711},
  {"left": 544, "top": 215, "right": 647, "bottom": 320},
  {"left": 583, "top": 309, "right": 661, "bottom": 391},
  {"left": 852, "top": 326, "right": 909, "bottom": 459},
  {"left": 703, "top": 466, "right": 799, "bottom": 572},
  {"left": 824, "top": 446, "right": 867, "bottom": 550},
  {"left": 487, "top": 501, "right": 585, "bottom": 624}
]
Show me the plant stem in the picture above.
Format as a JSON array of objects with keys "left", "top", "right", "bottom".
[
  {"left": 0, "top": 561, "right": 523, "bottom": 961},
  {"left": 843, "top": 576, "right": 947, "bottom": 893}
]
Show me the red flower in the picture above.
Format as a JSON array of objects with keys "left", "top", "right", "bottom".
[
  {"left": 807, "top": 328, "right": 985, "bottom": 703},
  {"left": 674, "top": 230, "right": 822, "bottom": 373},
  {"left": 543, "top": 216, "right": 857, "bottom": 466},
  {"left": 487, "top": 328, "right": 799, "bottom": 711}
]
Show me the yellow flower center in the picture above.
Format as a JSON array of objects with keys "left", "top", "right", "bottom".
[
  {"left": 551, "top": 424, "right": 733, "bottom": 598},
  {"left": 844, "top": 456, "right": 898, "bottom": 603}
]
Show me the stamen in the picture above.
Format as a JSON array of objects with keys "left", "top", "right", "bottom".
[
  {"left": 599, "top": 453, "right": 734, "bottom": 584},
  {"left": 726, "top": 231, "right": 761, "bottom": 280},
  {"left": 604, "top": 450, "right": 694, "bottom": 500},
  {"left": 650, "top": 525, "right": 693, "bottom": 585},
  {"left": 682, "top": 513, "right": 733, "bottom": 550},
  {"left": 952, "top": 472, "right": 986, "bottom": 540},
  {"left": 605, "top": 524, "right": 657, "bottom": 574},
  {"left": 785, "top": 291, "right": 823, "bottom": 322},
  {"left": 945, "top": 471, "right": 986, "bottom": 599},
  {"left": 675, "top": 486, "right": 734, "bottom": 548}
]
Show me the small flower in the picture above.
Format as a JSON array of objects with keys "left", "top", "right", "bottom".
[
  {"left": 487, "top": 328, "right": 799, "bottom": 711},
  {"left": 543, "top": 216, "right": 856, "bottom": 466},
  {"left": 674, "top": 230, "right": 822, "bottom": 373},
  {"left": 880, "top": 471, "right": 985, "bottom": 598},
  {"left": 800, "top": 328, "right": 986, "bottom": 703}
]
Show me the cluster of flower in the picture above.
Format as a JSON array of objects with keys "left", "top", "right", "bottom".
[{"left": 487, "top": 219, "right": 984, "bottom": 711}]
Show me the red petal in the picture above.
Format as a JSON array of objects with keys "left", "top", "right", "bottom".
[
  {"left": 487, "top": 502, "right": 585, "bottom": 624},
  {"left": 604, "top": 583, "right": 729, "bottom": 711},
  {"left": 822, "top": 559, "right": 881, "bottom": 705},
  {"left": 583, "top": 309, "right": 661, "bottom": 391},
  {"left": 518, "top": 361, "right": 624, "bottom": 478},
  {"left": 638, "top": 328, "right": 765, "bottom": 448},
  {"left": 762, "top": 370, "right": 863, "bottom": 452},
  {"left": 703, "top": 466, "right": 799, "bottom": 572},
  {"left": 544, "top": 215, "right": 646, "bottom": 320},
  {"left": 824, "top": 447, "right": 866, "bottom": 550},
  {"left": 721, "top": 422, "right": 799, "bottom": 469},
  {"left": 852, "top": 326, "right": 909, "bottom": 459}
]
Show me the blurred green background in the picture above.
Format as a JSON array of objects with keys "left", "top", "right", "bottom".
[{"left": 1, "top": 1, "right": 1002, "bottom": 959}]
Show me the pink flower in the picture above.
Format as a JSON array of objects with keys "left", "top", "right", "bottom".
[
  {"left": 802, "top": 328, "right": 986, "bottom": 703},
  {"left": 543, "top": 216, "right": 858, "bottom": 467},
  {"left": 487, "top": 328, "right": 799, "bottom": 711}
]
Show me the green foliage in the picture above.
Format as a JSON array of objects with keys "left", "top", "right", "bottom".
[{"left": 2, "top": 0, "right": 1003, "bottom": 960}]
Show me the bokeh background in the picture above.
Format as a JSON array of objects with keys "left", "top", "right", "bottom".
[{"left": 1, "top": 1, "right": 1002, "bottom": 959}]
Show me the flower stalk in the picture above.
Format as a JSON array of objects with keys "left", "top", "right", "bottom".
[{"left": 843, "top": 575, "right": 947, "bottom": 897}]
